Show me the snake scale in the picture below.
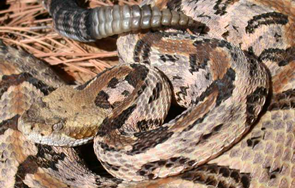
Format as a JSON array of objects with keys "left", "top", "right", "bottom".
[{"left": 0, "top": 0, "right": 294, "bottom": 187}]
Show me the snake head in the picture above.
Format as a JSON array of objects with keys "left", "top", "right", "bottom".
[{"left": 18, "top": 86, "right": 109, "bottom": 147}]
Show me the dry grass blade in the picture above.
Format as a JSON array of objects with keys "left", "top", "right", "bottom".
[{"left": 0, "top": 0, "right": 141, "bottom": 82}]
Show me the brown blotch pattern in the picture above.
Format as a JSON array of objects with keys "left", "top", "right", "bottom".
[
  {"left": 156, "top": 37, "right": 198, "bottom": 56},
  {"left": 0, "top": 61, "right": 19, "bottom": 76},
  {"left": 15, "top": 155, "right": 39, "bottom": 186},
  {"left": 272, "top": 62, "right": 295, "bottom": 93},
  {"left": 209, "top": 48, "right": 231, "bottom": 80}
]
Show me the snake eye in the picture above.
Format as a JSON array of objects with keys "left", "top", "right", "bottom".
[
  {"left": 53, "top": 122, "right": 64, "bottom": 131},
  {"left": 26, "top": 108, "right": 35, "bottom": 118},
  {"left": 39, "top": 100, "right": 47, "bottom": 108}
]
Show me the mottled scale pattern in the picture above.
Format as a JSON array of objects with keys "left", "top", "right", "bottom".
[
  {"left": 1, "top": 0, "right": 295, "bottom": 187},
  {"left": 0, "top": 42, "right": 247, "bottom": 188},
  {"left": 0, "top": 42, "right": 120, "bottom": 188},
  {"left": 19, "top": 63, "right": 172, "bottom": 147},
  {"left": 209, "top": 89, "right": 295, "bottom": 187}
]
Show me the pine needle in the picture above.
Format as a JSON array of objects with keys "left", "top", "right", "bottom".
[{"left": 0, "top": 0, "right": 141, "bottom": 83}]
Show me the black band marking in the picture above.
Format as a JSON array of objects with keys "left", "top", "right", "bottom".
[
  {"left": 128, "top": 126, "right": 173, "bottom": 155},
  {"left": 246, "top": 12, "right": 288, "bottom": 34},
  {"left": 148, "top": 82, "right": 163, "bottom": 104},
  {"left": 97, "top": 104, "right": 137, "bottom": 137}
]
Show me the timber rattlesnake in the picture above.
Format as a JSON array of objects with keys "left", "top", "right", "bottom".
[{"left": 1, "top": 0, "right": 295, "bottom": 187}]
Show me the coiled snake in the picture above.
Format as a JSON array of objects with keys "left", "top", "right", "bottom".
[{"left": 0, "top": 0, "right": 294, "bottom": 187}]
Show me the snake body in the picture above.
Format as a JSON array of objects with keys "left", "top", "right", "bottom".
[{"left": 1, "top": 0, "right": 295, "bottom": 187}]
